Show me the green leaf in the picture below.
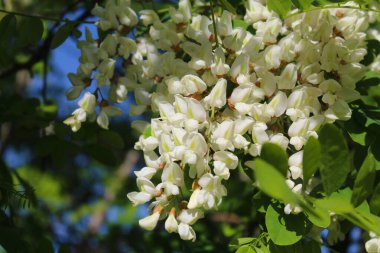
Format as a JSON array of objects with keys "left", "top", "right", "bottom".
[
  {"left": 370, "top": 183, "right": 380, "bottom": 215},
  {"left": 220, "top": 0, "right": 237, "bottom": 14},
  {"left": 351, "top": 152, "right": 376, "bottom": 207},
  {"left": 253, "top": 159, "right": 299, "bottom": 204},
  {"left": 237, "top": 238, "right": 254, "bottom": 246},
  {"left": 236, "top": 245, "right": 255, "bottom": 253},
  {"left": 315, "top": 188, "right": 354, "bottom": 213},
  {"left": 266, "top": 205, "right": 308, "bottom": 246},
  {"left": 304, "top": 201, "right": 331, "bottom": 228},
  {"left": 290, "top": 0, "right": 313, "bottom": 10},
  {"left": 98, "top": 130, "right": 124, "bottom": 149},
  {"left": 319, "top": 124, "right": 350, "bottom": 195},
  {"left": 51, "top": 22, "right": 74, "bottom": 49},
  {"left": 19, "top": 17, "right": 44, "bottom": 45},
  {"left": 303, "top": 136, "right": 321, "bottom": 188},
  {"left": 260, "top": 143, "right": 288, "bottom": 176},
  {"left": 267, "top": 0, "right": 293, "bottom": 18}
]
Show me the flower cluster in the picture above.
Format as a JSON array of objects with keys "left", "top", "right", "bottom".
[
  {"left": 65, "top": 0, "right": 375, "bottom": 243},
  {"left": 64, "top": 0, "right": 138, "bottom": 130}
]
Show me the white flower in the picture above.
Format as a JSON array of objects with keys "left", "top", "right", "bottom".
[
  {"left": 365, "top": 238, "right": 380, "bottom": 253},
  {"left": 211, "top": 48, "right": 230, "bottom": 77},
  {"left": 127, "top": 191, "right": 152, "bottom": 206},
  {"left": 230, "top": 85, "right": 252, "bottom": 105},
  {"left": 213, "top": 151, "right": 238, "bottom": 170},
  {"left": 321, "top": 38, "right": 339, "bottom": 72},
  {"left": 178, "top": 223, "right": 196, "bottom": 241},
  {"left": 268, "top": 91, "right": 288, "bottom": 117},
  {"left": 96, "top": 59, "right": 116, "bottom": 86},
  {"left": 264, "top": 45, "right": 281, "bottom": 69},
  {"left": 97, "top": 106, "right": 123, "bottom": 130},
  {"left": 165, "top": 208, "right": 179, "bottom": 233},
  {"left": 215, "top": 10, "right": 233, "bottom": 37},
  {"left": 180, "top": 75, "right": 207, "bottom": 95},
  {"left": 244, "top": 0, "right": 270, "bottom": 23},
  {"left": 277, "top": 64, "right": 297, "bottom": 90},
  {"left": 204, "top": 78, "right": 227, "bottom": 109},
  {"left": 212, "top": 120, "right": 235, "bottom": 151},
  {"left": 252, "top": 122, "right": 269, "bottom": 145},
  {"left": 197, "top": 173, "right": 227, "bottom": 209},
  {"left": 79, "top": 92, "right": 97, "bottom": 113},
  {"left": 270, "top": 133, "right": 289, "bottom": 151},
  {"left": 177, "top": 209, "right": 204, "bottom": 225},
  {"left": 139, "top": 10, "right": 160, "bottom": 26},
  {"left": 170, "top": 0, "right": 191, "bottom": 24},
  {"left": 188, "top": 188, "right": 201, "bottom": 209},
  {"left": 99, "top": 34, "right": 119, "bottom": 59},
  {"left": 139, "top": 211, "right": 160, "bottom": 231},
  {"left": 134, "top": 167, "right": 157, "bottom": 179},
  {"left": 213, "top": 161, "right": 230, "bottom": 179},
  {"left": 119, "top": 37, "right": 137, "bottom": 59},
  {"left": 161, "top": 163, "right": 184, "bottom": 187},
  {"left": 288, "top": 151, "right": 303, "bottom": 180},
  {"left": 230, "top": 54, "right": 250, "bottom": 84}
]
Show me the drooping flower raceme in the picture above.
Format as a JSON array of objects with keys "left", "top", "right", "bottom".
[{"left": 65, "top": 0, "right": 374, "bottom": 243}]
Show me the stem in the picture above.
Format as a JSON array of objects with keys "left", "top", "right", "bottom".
[
  {"left": 286, "top": 5, "right": 380, "bottom": 19},
  {"left": 0, "top": 8, "right": 94, "bottom": 24},
  {"left": 210, "top": 0, "right": 219, "bottom": 48}
]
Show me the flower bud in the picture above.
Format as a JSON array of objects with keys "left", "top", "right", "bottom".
[{"left": 165, "top": 208, "right": 178, "bottom": 233}]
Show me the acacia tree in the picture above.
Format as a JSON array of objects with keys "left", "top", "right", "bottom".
[{"left": 1, "top": 0, "right": 380, "bottom": 252}]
